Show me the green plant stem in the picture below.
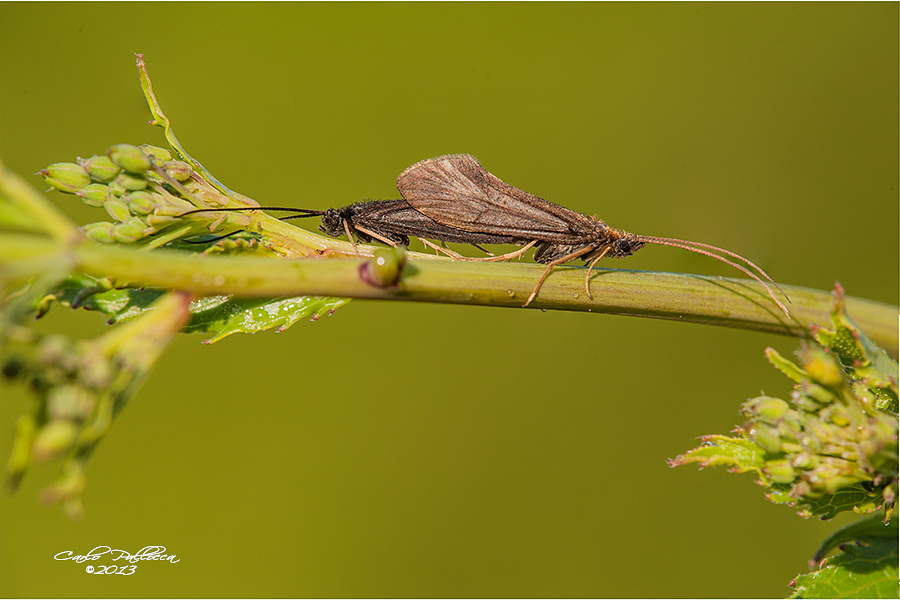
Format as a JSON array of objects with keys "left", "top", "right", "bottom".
[
  {"left": 2, "top": 233, "right": 897, "bottom": 356},
  {"left": 0, "top": 159, "right": 78, "bottom": 242}
]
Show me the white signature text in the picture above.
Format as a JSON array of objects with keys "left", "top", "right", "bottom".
[{"left": 54, "top": 546, "right": 180, "bottom": 564}]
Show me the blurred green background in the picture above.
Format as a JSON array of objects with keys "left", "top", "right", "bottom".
[{"left": 1, "top": 2, "right": 897, "bottom": 597}]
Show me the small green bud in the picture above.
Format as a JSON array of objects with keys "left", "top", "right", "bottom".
[
  {"left": 755, "top": 397, "right": 790, "bottom": 422},
  {"left": 140, "top": 144, "right": 172, "bottom": 163},
  {"left": 76, "top": 183, "right": 111, "bottom": 208},
  {"left": 802, "top": 350, "right": 843, "bottom": 388},
  {"left": 859, "top": 419, "right": 896, "bottom": 462},
  {"left": 41, "top": 162, "right": 91, "bottom": 194},
  {"left": 824, "top": 405, "right": 852, "bottom": 427},
  {"left": 362, "top": 247, "right": 407, "bottom": 287},
  {"left": 764, "top": 460, "right": 796, "bottom": 484},
  {"left": 83, "top": 222, "right": 116, "bottom": 243},
  {"left": 801, "top": 381, "right": 836, "bottom": 405},
  {"left": 125, "top": 216, "right": 148, "bottom": 228},
  {"left": 124, "top": 190, "right": 159, "bottom": 215},
  {"left": 799, "top": 428, "right": 824, "bottom": 453},
  {"left": 78, "top": 155, "right": 120, "bottom": 182},
  {"left": 37, "top": 334, "right": 72, "bottom": 367},
  {"left": 215, "top": 236, "right": 256, "bottom": 252},
  {"left": 145, "top": 213, "right": 177, "bottom": 227},
  {"left": 112, "top": 221, "right": 146, "bottom": 243},
  {"left": 134, "top": 214, "right": 155, "bottom": 228},
  {"left": 107, "top": 143, "right": 152, "bottom": 174},
  {"left": 164, "top": 160, "right": 193, "bottom": 181},
  {"left": 47, "top": 386, "right": 95, "bottom": 421},
  {"left": 107, "top": 180, "right": 126, "bottom": 197},
  {"left": 78, "top": 356, "right": 113, "bottom": 390},
  {"left": 777, "top": 412, "right": 803, "bottom": 441},
  {"left": 40, "top": 462, "right": 87, "bottom": 506},
  {"left": 792, "top": 453, "right": 818, "bottom": 470},
  {"left": 104, "top": 197, "right": 132, "bottom": 222},
  {"left": 115, "top": 171, "right": 148, "bottom": 191},
  {"left": 812, "top": 460, "right": 861, "bottom": 494},
  {"left": 32, "top": 420, "right": 79, "bottom": 462},
  {"left": 744, "top": 396, "right": 791, "bottom": 423},
  {"left": 750, "top": 425, "right": 782, "bottom": 454}
]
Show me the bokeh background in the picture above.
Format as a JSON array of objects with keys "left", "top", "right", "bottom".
[{"left": 1, "top": 3, "right": 897, "bottom": 597}]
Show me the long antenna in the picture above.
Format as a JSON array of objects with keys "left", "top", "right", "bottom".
[
  {"left": 180, "top": 207, "right": 324, "bottom": 217},
  {"left": 178, "top": 207, "right": 324, "bottom": 244},
  {"left": 640, "top": 236, "right": 789, "bottom": 302},
  {"left": 637, "top": 235, "right": 791, "bottom": 318}
]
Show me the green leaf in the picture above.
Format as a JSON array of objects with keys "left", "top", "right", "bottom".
[
  {"left": 790, "top": 484, "right": 887, "bottom": 521},
  {"left": 812, "top": 514, "right": 899, "bottom": 565},
  {"left": 37, "top": 274, "right": 163, "bottom": 322},
  {"left": 37, "top": 274, "right": 352, "bottom": 343},
  {"left": 3, "top": 264, "right": 73, "bottom": 338},
  {"left": 667, "top": 435, "right": 767, "bottom": 474},
  {"left": 185, "top": 295, "right": 352, "bottom": 343},
  {"left": 814, "top": 283, "right": 899, "bottom": 412},
  {"left": 765, "top": 347, "right": 807, "bottom": 384},
  {"left": 789, "top": 533, "right": 899, "bottom": 598}
]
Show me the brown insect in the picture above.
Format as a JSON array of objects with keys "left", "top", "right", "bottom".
[
  {"left": 396, "top": 153, "right": 790, "bottom": 315},
  {"left": 180, "top": 200, "right": 531, "bottom": 255}
]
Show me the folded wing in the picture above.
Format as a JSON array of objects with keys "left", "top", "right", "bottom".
[{"left": 397, "top": 154, "right": 596, "bottom": 244}]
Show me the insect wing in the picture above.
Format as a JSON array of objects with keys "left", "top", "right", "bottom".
[
  {"left": 350, "top": 200, "right": 524, "bottom": 245},
  {"left": 397, "top": 154, "right": 592, "bottom": 243}
]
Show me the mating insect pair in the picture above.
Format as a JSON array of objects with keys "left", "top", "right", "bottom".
[{"left": 183, "top": 153, "right": 790, "bottom": 316}]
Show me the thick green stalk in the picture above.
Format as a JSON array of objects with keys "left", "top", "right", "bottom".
[
  {"left": 2, "top": 234, "right": 896, "bottom": 356},
  {"left": 0, "top": 159, "right": 79, "bottom": 242}
]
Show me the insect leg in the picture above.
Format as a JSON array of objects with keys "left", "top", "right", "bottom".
[
  {"left": 342, "top": 219, "right": 360, "bottom": 258},
  {"left": 418, "top": 237, "right": 466, "bottom": 259},
  {"left": 416, "top": 240, "right": 537, "bottom": 262},
  {"left": 523, "top": 245, "right": 597, "bottom": 308},
  {"left": 476, "top": 240, "right": 537, "bottom": 263},
  {"left": 353, "top": 224, "right": 401, "bottom": 248},
  {"left": 470, "top": 243, "right": 495, "bottom": 257},
  {"left": 583, "top": 246, "right": 612, "bottom": 299}
]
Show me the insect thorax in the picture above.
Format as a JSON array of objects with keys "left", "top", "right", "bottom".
[
  {"left": 608, "top": 231, "right": 645, "bottom": 257},
  {"left": 531, "top": 229, "right": 645, "bottom": 264}
]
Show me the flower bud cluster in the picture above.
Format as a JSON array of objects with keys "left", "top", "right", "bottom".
[
  {"left": 2, "top": 332, "right": 122, "bottom": 519},
  {"left": 3, "top": 292, "right": 191, "bottom": 518},
  {"left": 742, "top": 347, "right": 897, "bottom": 511},
  {"left": 2, "top": 334, "right": 117, "bottom": 466},
  {"left": 41, "top": 144, "right": 200, "bottom": 245},
  {"left": 672, "top": 286, "right": 898, "bottom": 521}
]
